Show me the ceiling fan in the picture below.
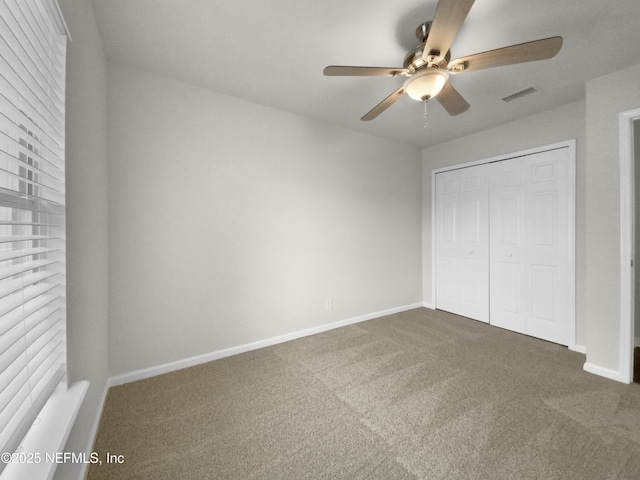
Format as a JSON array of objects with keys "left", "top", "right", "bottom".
[{"left": 323, "top": 0, "right": 562, "bottom": 121}]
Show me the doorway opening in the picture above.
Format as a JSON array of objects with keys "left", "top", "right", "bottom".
[
  {"left": 634, "top": 118, "right": 640, "bottom": 384},
  {"left": 619, "top": 109, "right": 640, "bottom": 384}
]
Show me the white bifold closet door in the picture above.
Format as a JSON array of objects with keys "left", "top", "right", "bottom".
[
  {"left": 435, "top": 147, "right": 572, "bottom": 346},
  {"left": 434, "top": 164, "right": 489, "bottom": 323},
  {"left": 489, "top": 147, "right": 571, "bottom": 345}
]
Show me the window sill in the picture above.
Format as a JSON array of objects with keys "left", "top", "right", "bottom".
[{"left": 1, "top": 381, "right": 89, "bottom": 480}]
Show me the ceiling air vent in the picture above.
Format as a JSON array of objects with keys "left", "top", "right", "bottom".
[{"left": 502, "top": 87, "right": 537, "bottom": 103}]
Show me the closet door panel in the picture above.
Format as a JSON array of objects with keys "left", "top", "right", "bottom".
[
  {"left": 526, "top": 148, "right": 570, "bottom": 344},
  {"left": 462, "top": 256, "right": 482, "bottom": 304},
  {"left": 435, "top": 170, "right": 460, "bottom": 314},
  {"left": 489, "top": 159, "right": 528, "bottom": 334},
  {"left": 435, "top": 165, "right": 489, "bottom": 322},
  {"left": 458, "top": 166, "right": 489, "bottom": 321},
  {"left": 439, "top": 255, "right": 458, "bottom": 308},
  {"left": 489, "top": 148, "right": 571, "bottom": 345}
]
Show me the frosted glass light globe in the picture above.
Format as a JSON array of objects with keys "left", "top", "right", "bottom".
[{"left": 403, "top": 69, "right": 449, "bottom": 101}]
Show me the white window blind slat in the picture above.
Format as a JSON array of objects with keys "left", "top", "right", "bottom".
[
  {"left": 0, "top": 366, "right": 63, "bottom": 462},
  {"left": 0, "top": 6, "right": 48, "bottom": 92},
  {"left": 0, "top": 220, "right": 62, "bottom": 228},
  {"left": 0, "top": 46, "right": 60, "bottom": 137},
  {"left": 0, "top": 88, "right": 65, "bottom": 172},
  {"left": 0, "top": 87, "right": 64, "bottom": 173},
  {"left": 5, "top": 0, "right": 66, "bottom": 109},
  {"left": 0, "top": 354, "right": 28, "bottom": 412},
  {"left": 0, "top": 172, "right": 64, "bottom": 201},
  {"left": 0, "top": 318, "right": 22, "bottom": 353},
  {"left": 24, "top": 1, "right": 57, "bottom": 52},
  {"left": 0, "top": 377, "right": 30, "bottom": 440},
  {"left": 0, "top": 95, "right": 65, "bottom": 168},
  {"left": 0, "top": 0, "right": 67, "bottom": 472},
  {"left": 0, "top": 187, "right": 65, "bottom": 213},
  {"left": 0, "top": 11, "right": 47, "bottom": 96},
  {"left": 0, "top": 235, "right": 61, "bottom": 244},
  {"left": 0, "top": 271, "right": 58, "bottom": 300},
  {"left": 24, "top": 306, "right": 60, "bottom": 341},
  {"left": 0, "top": 2, "right": 49, "bottom": 82},
  {"left": 0, "top": 164, "right": 64, "bottom": 201},
  {"left": 0, "top": 247, "right": 58, "bottom": 262},
  {"left": 26, "top": 336, "right": 59, "bottom": 381},
  {"left": 0, "top": 305, "right": 62, "bottom": 361},
  {"left": 0, "top": 300, "right": 60, "bottom": 359},
  {"left": 0, "top": 258, "right": 58, "bottom": 281},
  {"left": 1, "top": 327, "right": 63, "bottom": 385},
  {"left": 0, "top": 284, "right": 58, "bottom": 319},
  {"left": 0, "top": 51, "right": 63, "bottom": 145}
]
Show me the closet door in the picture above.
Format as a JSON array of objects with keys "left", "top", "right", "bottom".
[
  {"left": 489, "top": 158, "right": 528, "bottom": 334},
  {"left": 489, "top": 148, "right": 571, "bottom": 345},
  {"left": 435, "top": 165, "right": 489, "bottom": 322}
]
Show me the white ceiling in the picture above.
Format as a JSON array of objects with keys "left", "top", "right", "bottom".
[{"left": 91, "top": 0, "right": 640, "bottom": 148}]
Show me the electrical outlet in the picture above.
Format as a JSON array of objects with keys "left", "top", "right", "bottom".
[{"left": 325, "top": 298, "right": 333, "bottom": 311}]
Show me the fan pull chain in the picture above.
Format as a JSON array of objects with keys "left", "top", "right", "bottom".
[{"left": 423, "top": 100, "right": 429, "bottom": 128}]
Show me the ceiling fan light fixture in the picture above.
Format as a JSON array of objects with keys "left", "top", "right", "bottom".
[
  {"left": 323, "top": 0, "right": 563, "bottom": 121},
  {"left": 403, "top": 69, "right": 449, "bottom": 101}
]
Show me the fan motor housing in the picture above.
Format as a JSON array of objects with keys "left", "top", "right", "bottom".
[
  {"left": 403, "top": 46, "right": 450, "bottom": 71},
  {"left": 404, "top": 22, "right": 451, "bottom": 71}
]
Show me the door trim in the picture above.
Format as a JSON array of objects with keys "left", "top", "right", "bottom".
[
  {"left": 431, "top": 140, "right": 577, "bottom": 347},
  {"left": 618, "top": 108, "right": 640, "bottom": 384}
]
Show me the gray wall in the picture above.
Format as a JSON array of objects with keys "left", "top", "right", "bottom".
[
  {"left": 421, "top": 101, "right": 587, "bottom": 346},
  {"left": 55, "top": 0, "right": 110, "bottom": 479},
  {"left": 107, "top": 63, "right": 423, "bottom": 376},
  {"left": 585, "top": 63, "right": 640, "bottom": 373}
]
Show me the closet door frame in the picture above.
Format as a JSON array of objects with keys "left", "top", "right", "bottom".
[{"left": 431, "top": 140, "right": 577, "bottom": 349}]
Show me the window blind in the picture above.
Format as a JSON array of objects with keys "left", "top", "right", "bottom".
[{"left": 0, "top": 0, "right": 67, "bottom": 471}]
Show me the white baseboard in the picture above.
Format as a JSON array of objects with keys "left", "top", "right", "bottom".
[
  {"left": 569, "top": 344, "right": 587, "bottom": 354},
  {"left": 423, "top": 302, "right": 435, "bottom": 310},
  {"left": 109, "top": 302, "right": 424, "bottom": 387},
  {"left": 583, "top": 362, "right": 630, "bottom": 384}
]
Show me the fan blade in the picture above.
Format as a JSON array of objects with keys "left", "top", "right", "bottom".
[
  {"left": 422, "top": 0, "right": 475, "bottom": 63},
  {"left": 361, "top": 87, "right": 406, "bottom": 121},
  {"left": 448, "top": 36, "right": 563, "bottom": 73},
  {"left": 324, "top": 66, "right": 410, "bottom": 77},
  {"left": 436, "top": 82, "right": 470, "bottom": 116}
]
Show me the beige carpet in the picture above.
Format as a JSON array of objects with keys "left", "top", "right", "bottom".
[{"left": 87, "top": 308, "right": 640, "bottom": 479}]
